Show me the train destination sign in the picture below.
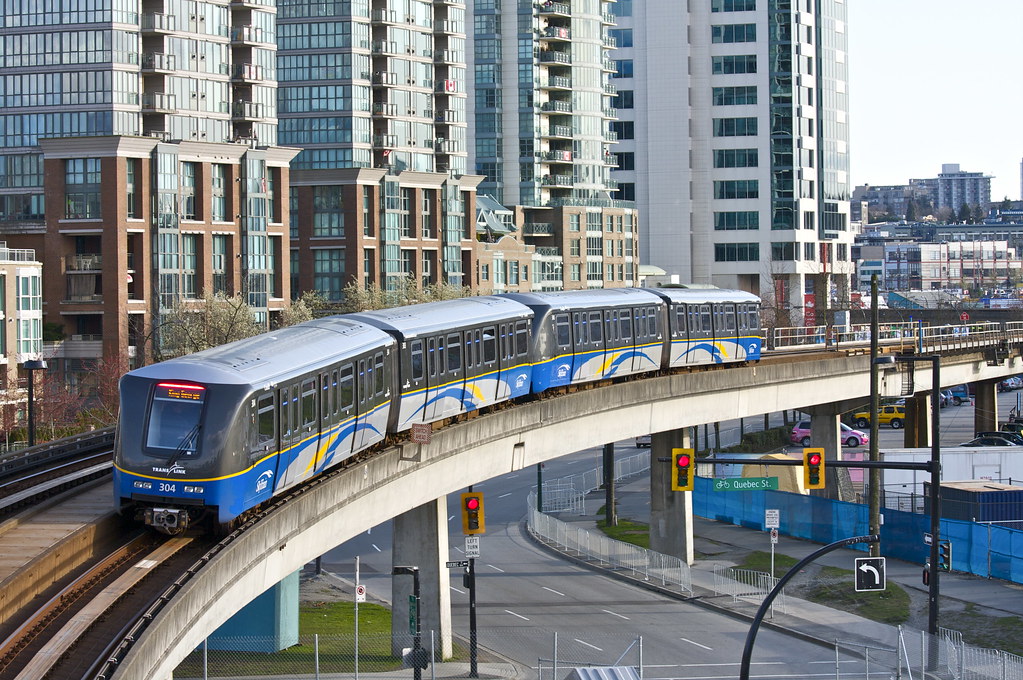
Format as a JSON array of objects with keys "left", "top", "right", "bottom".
[{"left": 713, "top": 477, "right": 779, "bottom": 492}]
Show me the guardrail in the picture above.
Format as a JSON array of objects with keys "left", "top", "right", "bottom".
[{"left": 0, "top": 426, "right": 114, "bottom": 479}]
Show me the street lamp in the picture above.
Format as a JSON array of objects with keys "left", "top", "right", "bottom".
[
  {"left": 875, "top": 353, "right": 941, "bottom": 635},
  {"left": 22, "top": 359, "right": 47, "bottom": 447}
]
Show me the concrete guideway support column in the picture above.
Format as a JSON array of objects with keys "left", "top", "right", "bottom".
[
  {"left": 804, "top": 405, "right": 854, "bottom": 502},
  {"left": 904, "top": 393, "right": 933, "bottom": 448},
  {"left": 650, "top": 428, "right": 694, "bottom": 565},
  {"left": 974, "top": 379, "right": 999, "bottom": 434},
  {"left": 391, "top": 498, "right": 452, "bottom": 658}
]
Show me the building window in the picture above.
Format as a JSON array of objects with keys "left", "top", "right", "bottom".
[
  {"left": 712, "top": 0, "right": 756, "bottom": 10},
  {"left": 714, "top": 243, "right": 759, "bottom": 262},
  {"left": 612, "top": 60, "right": 633, "bottom": 78},
  {"left": 571, "top": 264, "right": 581, "bottom": 281},
  {"left": 570, "top": 239, "right": 581, "bottom": 256},
  {"left": 771, "top": 242, "right": 798, "bottom": 261},
  {"left": 313, "top": 186, "right": 344, "bottom": 237},
  {"left": 569, "top": 214, "right": 580, "bottom": 231},
  {"left": 712, "top": 86, "right": 757, "bottom": 106},
  {"left": 804, "top": 243, "right": 817, "bottom": 261},
  {"left": 612, "top": 90, "right": 634, "bottom": 109},
  {"left": 399, "top": 188, "right": 412, "bottom": 238},
  {"left": 712, "top": 24, "right": 756, "bottom": 43},
  {"left": 180, "top": 162, "right": 197, "bottom": 220},
  {"left": 314, "top": 248, "right": 345, "bottom": 301},
  {"left": 65, "top": 158, "right": 101, "bottom": 219},
  {"left": 126, "top": 158, "right": 140, "bottom": 219},
  {"left": 609, "top": 29, "right": 633, "bottom": 47},
  {"left": 713, "top": 180, "right": 759, "bottom": 199},
  {"left": 363, "top": 185, "right": 373, "bottom": 237},
  {"left": 711, "top": 55, "right": 757, "bottom": 74},
  {"left": 182, "top": 233, "right": 197, "bottom": 297},
  {"left": 713, "top": 117, "right": 758, "bottom": 137},
  {"left": 713, "top": 148, "right": 758, "bottom": 168},
  {"left": 211, "top": 164, "right": 227, "bottom": 222},
  {"left": 422, "top": 190, "right": 434, "bottom": 238},
  {"left": 714, "top": 211, "right": 759, "bottom": 230},
  {"left": 212, "top": 235, "right": 228, "bottom": 294},
  {"left": 610, "top": 121, "right": 634, "bottom": 140}
]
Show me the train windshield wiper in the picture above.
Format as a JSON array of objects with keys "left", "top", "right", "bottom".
[{"left": 166, "top": 424, "right": 201, "bottom": 466}]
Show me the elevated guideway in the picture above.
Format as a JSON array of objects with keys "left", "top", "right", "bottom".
[{"left": 112, "top": 340, "right": 1023, "bottom": 680}]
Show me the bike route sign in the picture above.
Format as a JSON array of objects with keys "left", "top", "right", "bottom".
[{"left": 713, "top": 477, "right": 779, "bottom": 492}]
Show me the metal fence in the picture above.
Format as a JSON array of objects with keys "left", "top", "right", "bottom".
[
  {"left": 711, "top": 565, "right": 787, "bottom": 613},
  {"left": 537, "top": 451, "right": 651, "bottom": 514}
]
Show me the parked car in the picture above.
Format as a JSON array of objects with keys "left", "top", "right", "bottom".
[
  {"left": 853, "top": 405, "right": 906, "bottom": 429},
  {"left": 999, "top": 422, "right": 1023, "bottom": 435},
  {"left": 939, "top": 389, "right": 954, "bottom": 408},
  {"left": 976, "top": 431, "right": 1023, "bottom": 445},
  {"left": 949, "top": 384, "right": 973, "bottom": 405},
  {"left": 999, "top": 377, "right": 1023, "bottom": 392},
  {"left": 959, "top": 435, "right": 1022, "bottom": 447},
  {"left": 790, "top": 421, "right": 870, "bottom": 447},
  {"left": 635, "top": 434, "right": 651, "bottom": 448}
]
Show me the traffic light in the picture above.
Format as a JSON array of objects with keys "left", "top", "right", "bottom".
[
  {"left": 671, "top": 448, "right": 695, "bottom": 491},
  {"left": 938, "top": 539, "right": 952, "bottom": 571},
  {"left": 461, "top": 492, "right": 485, "bottom": 535},
  {"left": 803, "top": 448, "right": 825, "bottom": 489}
]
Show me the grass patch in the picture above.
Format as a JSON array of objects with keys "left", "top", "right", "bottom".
[
  {"left": 597, "top": 517, "right": 650, "bottom": 549},
  {"left": 736, "top": 550, "right": 798, "bottom": 577},
  {"left": 948, "top": 604, "right": 1023, "bottom": 656},
  {"left": 174, "top": 601, "right": 405, "bottom": 676}
]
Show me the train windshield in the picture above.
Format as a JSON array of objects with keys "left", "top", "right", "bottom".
[{"left": 145, "top": 382, "right": 206, "bottom": 458}]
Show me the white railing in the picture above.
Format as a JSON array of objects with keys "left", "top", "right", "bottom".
[{"left": 711, "top": 565, "right": 787, "bottom": 612}]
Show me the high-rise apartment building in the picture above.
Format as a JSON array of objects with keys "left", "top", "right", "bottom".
[
  {"left": 465, "top": 0, "right": 640, "bottom": 290},
  {"left": 610, "top": 0, "right": 854, "bottom": 324},
  {"left": 0, "top": 1, "right": 296, "bottom": 379},
  {"left": 936, "top": 164, "right": 992, "bottom": 212},
  {"left": 278, "top": 0, "right": 485, "bottom": 297}
]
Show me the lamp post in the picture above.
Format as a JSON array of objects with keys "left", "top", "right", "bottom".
[
  {"left": 876, "top": 353, "right": 941, "bottom": 635},
  {"left": 22, "top": 359, "right": 47, "bottom": 447}
]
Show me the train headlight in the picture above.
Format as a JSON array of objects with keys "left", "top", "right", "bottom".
[
  {"left": 184, "top": 485, "right": 204, "bottom": 494},
  {"left": 133, "top": 481, "right": 153, "bottom": 490}
]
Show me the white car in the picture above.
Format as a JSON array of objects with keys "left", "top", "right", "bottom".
[{"left": 635, "top": 434, "right": 651, "bottom": 448}]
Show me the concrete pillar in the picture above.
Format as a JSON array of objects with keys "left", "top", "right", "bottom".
[
  {"left": 649, "top": 427, "right": 694, "bottom": 565},
  {"left": 391, "top": 498, "right": 452, "bottom": 658},
  {"left": 974, "top": 379, "right": 999, "bottom": 434},
  {"left": 209, "top": 570, "right": 299, "bottom": 651},
  {"left": 904, "top": 393, "right": 933, "bottom": 448},
  {"left": 805, "top": 405, "right": 854, "bottom": 502}
]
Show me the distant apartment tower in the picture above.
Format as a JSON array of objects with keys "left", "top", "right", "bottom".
[
  {"left": 0, "top": 1, "right": 295, "bottom": 379},
  {"left": 936, "top": 163, "right": 992, "bottom": 211},
  {"left": 465, "top": 0, "right": 639, "bottom": 290},
  {"left": 278, "top": 0, "right": 484, "bottom": 297},
  {"left": 609, "top": 0, "right": 854, "bottom": 322}
]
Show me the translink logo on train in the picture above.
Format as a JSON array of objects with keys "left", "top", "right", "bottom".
[{"left": 112, "top": 287, "right": 761, "bottom": 535}]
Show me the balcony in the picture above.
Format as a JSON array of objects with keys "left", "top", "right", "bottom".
[
  {"left": 540, "top": 100, "right": 572, "bottom": 114},
  {"left": 538, "top": 1, "right": 571, "bottom": 17},
  {"left": 541, "top": 75, "right": 572, "bottom": 90},
  {"left": 541, "top": 174, "right": 574, "bottom": 187},
  {"left": 231, "top": 26, "right": 272, "bottom": 45},
  {"left": 372, "top": 40, "right": 398, "bottom": 55},
  {"left": 65, "top": 254, "right": 102, "bottom": 271},
  {"left": 373, "top": 71, "right": 398, "bottom": 85},
  {"left": 435, "top": 139, "right": 460, "bottom": 154},
  {"left": 372, "top": 102, "right": 397, "bottom": 116},
  {"left": 540, "top": 150, "right": 573, "bottom": 163},
  {"left": 232, "top": 101, "right": 264, "bottom": 119},
  {"left": 375, "top": 134, "right": 398, "bottom": 147},
  {"left": 435, "top": 49, "right": 463, "bottom": 64},
  {"left": 601, "top": 12, "right": 616, "bottom": 25},
  {"left": 141, "top": 92, "right": 176, "bottom": 113},
  {"left": 602, "top": 107, "right": 618, "bottom": 119},
  {"left": 602, "top": 35, "right": 617, "bottom": 49},
  {"left": 523, "top": 222, "right": 555, "bottom": 236},
  {"left": 64, "top": 294, "right": 103, "bottom": 304},
  {"left": 142, "top": 52, "right": 176, "bottom": 73},
  {"left": 232, "top": 63, "right": 266, "bottom": 82},
  {"left": 603, "top": 83, "right": 618, "bottom": 96},
  {"left": 541, "top": 26, "right": 571, "bottom": 41},
  {"left": 434, "top": 109, "right": 461, "bottom": 123},
  {"left": 434, "top": 19, "right": 464, "bottom": 34},
  {"left": 539, "top": 50, "right": 571, "bottom": 66},
  {"left": 535, "top": 246, "right": 561, "bottom": 257},
  {"left": 372, "top": 8, "right": 399, "bottom": 22},
  {"left": 543, "top": 124, "right": 573, "bottom": 139},
  {"left": 141, "top": 12, "right": 175, "bottom": 32}
]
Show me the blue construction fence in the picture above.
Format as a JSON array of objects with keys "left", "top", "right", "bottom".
[{"left": 692, "top": 477, "right": 1023, "bottom": 584}]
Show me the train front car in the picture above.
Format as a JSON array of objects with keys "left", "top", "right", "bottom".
[
  {"left": 347, "top": 296, "right": 534, "bottom": 431},
  {"left": 646, "top": 287, "right": 762, "bottom": 367},
  {"left": 503, "top": 289, "right": 667, "bottom": 392},
  {"left": 114, "top": 318, "right": 396, "bottom": 535}
]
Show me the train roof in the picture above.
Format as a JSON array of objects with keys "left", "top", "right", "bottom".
[
  {"left": 125, "top": 317, "right": 395, "bottom": 386},
  {"left": 643, "top": 287, "right": 761, "bottom": 305},
  {"left": 345, "top": 296, "right": 531, "bottom": 339},
  {"left": 500, "top": 288, "right": 664, "bottom": 311}
]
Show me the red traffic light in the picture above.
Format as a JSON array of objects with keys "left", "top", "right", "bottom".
[
  {"left": 807, "top": 453, "right": 821, "bottom": 466},
  {"left": 465, "top": 496, "right": 480, "bottom": 511},
  {"left": 676, "top": 454, "right": 691, "bottom": 468}
]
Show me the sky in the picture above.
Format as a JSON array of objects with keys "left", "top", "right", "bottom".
[{"left": 846, "top": 1, "right": 1023, "bottom": 201}]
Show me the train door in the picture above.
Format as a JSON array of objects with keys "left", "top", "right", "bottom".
[
  {"left": 442, "top": 331, "right": 466, "bottom": 418},
  {"left": 336, "top": 364, "right": 356, "bottom": 454},
  {"left": 361, "top": 349, "right": 389, "bottom": 446},
  {"left": 572, "top": 310, "right": 604, "bottom": 381},
  {"left": 670, "top": 303, "right": 687, "bottom": 367},
  {"left": 476, "top": 326, "right": 500, "bottom": 405},
  {"left": 399, "top": 338, "right": 427, "bottom": 426},
  {"left": 687, "top": 304, "right": 713, "bottom": 365},
  {"left": 423, "top": 336, "right": 441, "bottom": 423},
  {"left": 243, "top": 392, "right": 277, "bottom": 507},
  {"left": 277, "top": 383, "right": 300, "bottom": 489},
  {"left": 318, "top": 369, "right": 336, "bottom": 466},
  {"left": 603, "top": 309, "right": 624, "bottom": 376},
  {"left": 281, "top": 377, "right": 318, "bottom": 488},
  {"left": 462, "top": 329, "right": 480, "bottom": 410},
  {"left": 712, "top": 303, "right": 738, "bottom": 361},
  {"left": 617, "top": 308, "right": 637, "bottom": 374}
]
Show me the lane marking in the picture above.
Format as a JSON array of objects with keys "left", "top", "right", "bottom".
[
  {"left": 372, "top": 544, "right": 381, "bottom": 552},
  {"left": 498, "top": 492, "right": 512, "bottom": 498},
  {"left": 542, "top": 586, "right": 565, "bottom": 596},
  {"left": 602, "top": 609, "right": 630, "bottom": 620},
  {"left": 504, "top": 610, "right": 529, "bottom": 621},
  {"left": 679, "top": 637, "right": 712, "bottom": 650},
  {"left": 488, "top": 564, "right": 505, "bottom": 572},
  {"left": 450, "top": 586, "right": 465, "bottom": 594},
  {"left": 574, "top": 639, "right": 603, "bottom": 651}
]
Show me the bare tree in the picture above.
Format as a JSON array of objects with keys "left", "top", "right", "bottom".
[{"left": 154, "top": 291, "right": 263, "bottom": 360}]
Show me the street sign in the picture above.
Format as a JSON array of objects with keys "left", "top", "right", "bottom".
[
  {"left": 410, "top": 423, "right": 431, "bottom": 444},
  {"left": 960, "top": 312, "right": 970, "bottom": 321},
  {"left": 465, "top": 535, "right": 481, "bottom": 558},
  {"left": 854, "top": 556, "right": 887, "bottom": 592},
  {"left": 355, "top": 584, "right": 366, "bottom": 602},
  {"left": 446, "top": 560, "right": 469, "bottom": 568},
  {"left": 770, "top": 528, "right": 778, "bottom": 544},
  {"left": 765, "top": 509, "right": 780, "bottom": 528},
  {"left": 924, "top": 532, "right": 933, "bottom": 545},
  {"left": 713, "top": 477, "right": 779, "bottom": 492},
  {"left": 408, "top": 595, "right": 418, "bottom": 634}
]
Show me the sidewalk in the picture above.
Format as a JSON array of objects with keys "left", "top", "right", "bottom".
[{"left": 541, "top": 497, "right": 1023, "bottom": 653}]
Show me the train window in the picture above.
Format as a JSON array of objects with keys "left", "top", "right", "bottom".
[
  {"left": 483, "top": 327, "right": 497, "bottom": 363},
  {"left": 700, "top": 305, "right": 712, "bottom": 333},
  {"left": 331, "top": 370, "right": 339, "bottom": 416},
  {"left": 687, "top": 307, "right": 700, "bottom": 334},
  {"left": 374, "top": 352, "right": 385, "bottom": 395},
  {"left": 647, "top": 307, "right": 658, "bottom": 336},
  {"left": 515, "top": 321, "right": 529, "bottom": 356},
  {"left": 589, "top": 312, "right": 603, "bottom": 344},
  {"left": 320, "top": 373, "right": 331, "bottom": 422},
  {"left": 145, "top": 383, "right": 205, "bottom": 456},
  {"left": 410, "top": 340, "right": 424, "bottom": 381},
  {"left": 468, "top": 331, "right": 478, "bottom": 368},
  {"left": 725, "top": 306, "right": 736, "bottom": 332},
  {"left": 257, "top": 394, "right": 274, "bottom": 446},
  {"left": 339, "top": 365, "right": 354, "bottom": 410},
  {"left": 302, "top": 379, "right": 316, "bottom": 427},
  {"left": 279, "top": 391, "right": 290, "bottom": 438},
  {"left": 675, "top": 307, "right": 686, "bottom": 335},
  {"left": 605, "top": 312, "right": 617, "bottom": 344},
  {"left": 554, "top": 314, "right": 571, "bottom": 347},
  {"left": 620, "top": 309, "right": 632, "bottom": 340},
  {"left": 750, "top": 306, "right": 760, "bottom": 331},
  {"left": 358, "top": 359, "right": 368, "bottom": 403},
  {"left": 574, "top": 313, "right": 588, "bottom": 345},
  {"left": 428, "top": 337, "right": 437, "bottom": 377},
  {"left": 737, "top": 305, "right": 748, "bottom": 331},
  {"left": 447, "top": 334, "right": 461, "bottom": 372}
]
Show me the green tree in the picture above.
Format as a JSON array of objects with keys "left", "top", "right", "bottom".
[
  {"left": 958, "top": 202, "right": 973, "bottom": 224},
  {"left": 1001, "top": 197, "right": 1013, "bottom": 213},
  {"left": 971, "top": 204, "right": 985, "bottom": 224},
  {"left": 905, "top": 199, "right": 917, "bottom": 221}
]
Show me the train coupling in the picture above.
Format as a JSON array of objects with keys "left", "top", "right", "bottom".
[{"left": 145, "top": 507, "right": 189, "bottom": 535}]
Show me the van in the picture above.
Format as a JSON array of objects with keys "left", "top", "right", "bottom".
[{"left": 948, "top": 385, "right": 973, "bottom": 405}]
